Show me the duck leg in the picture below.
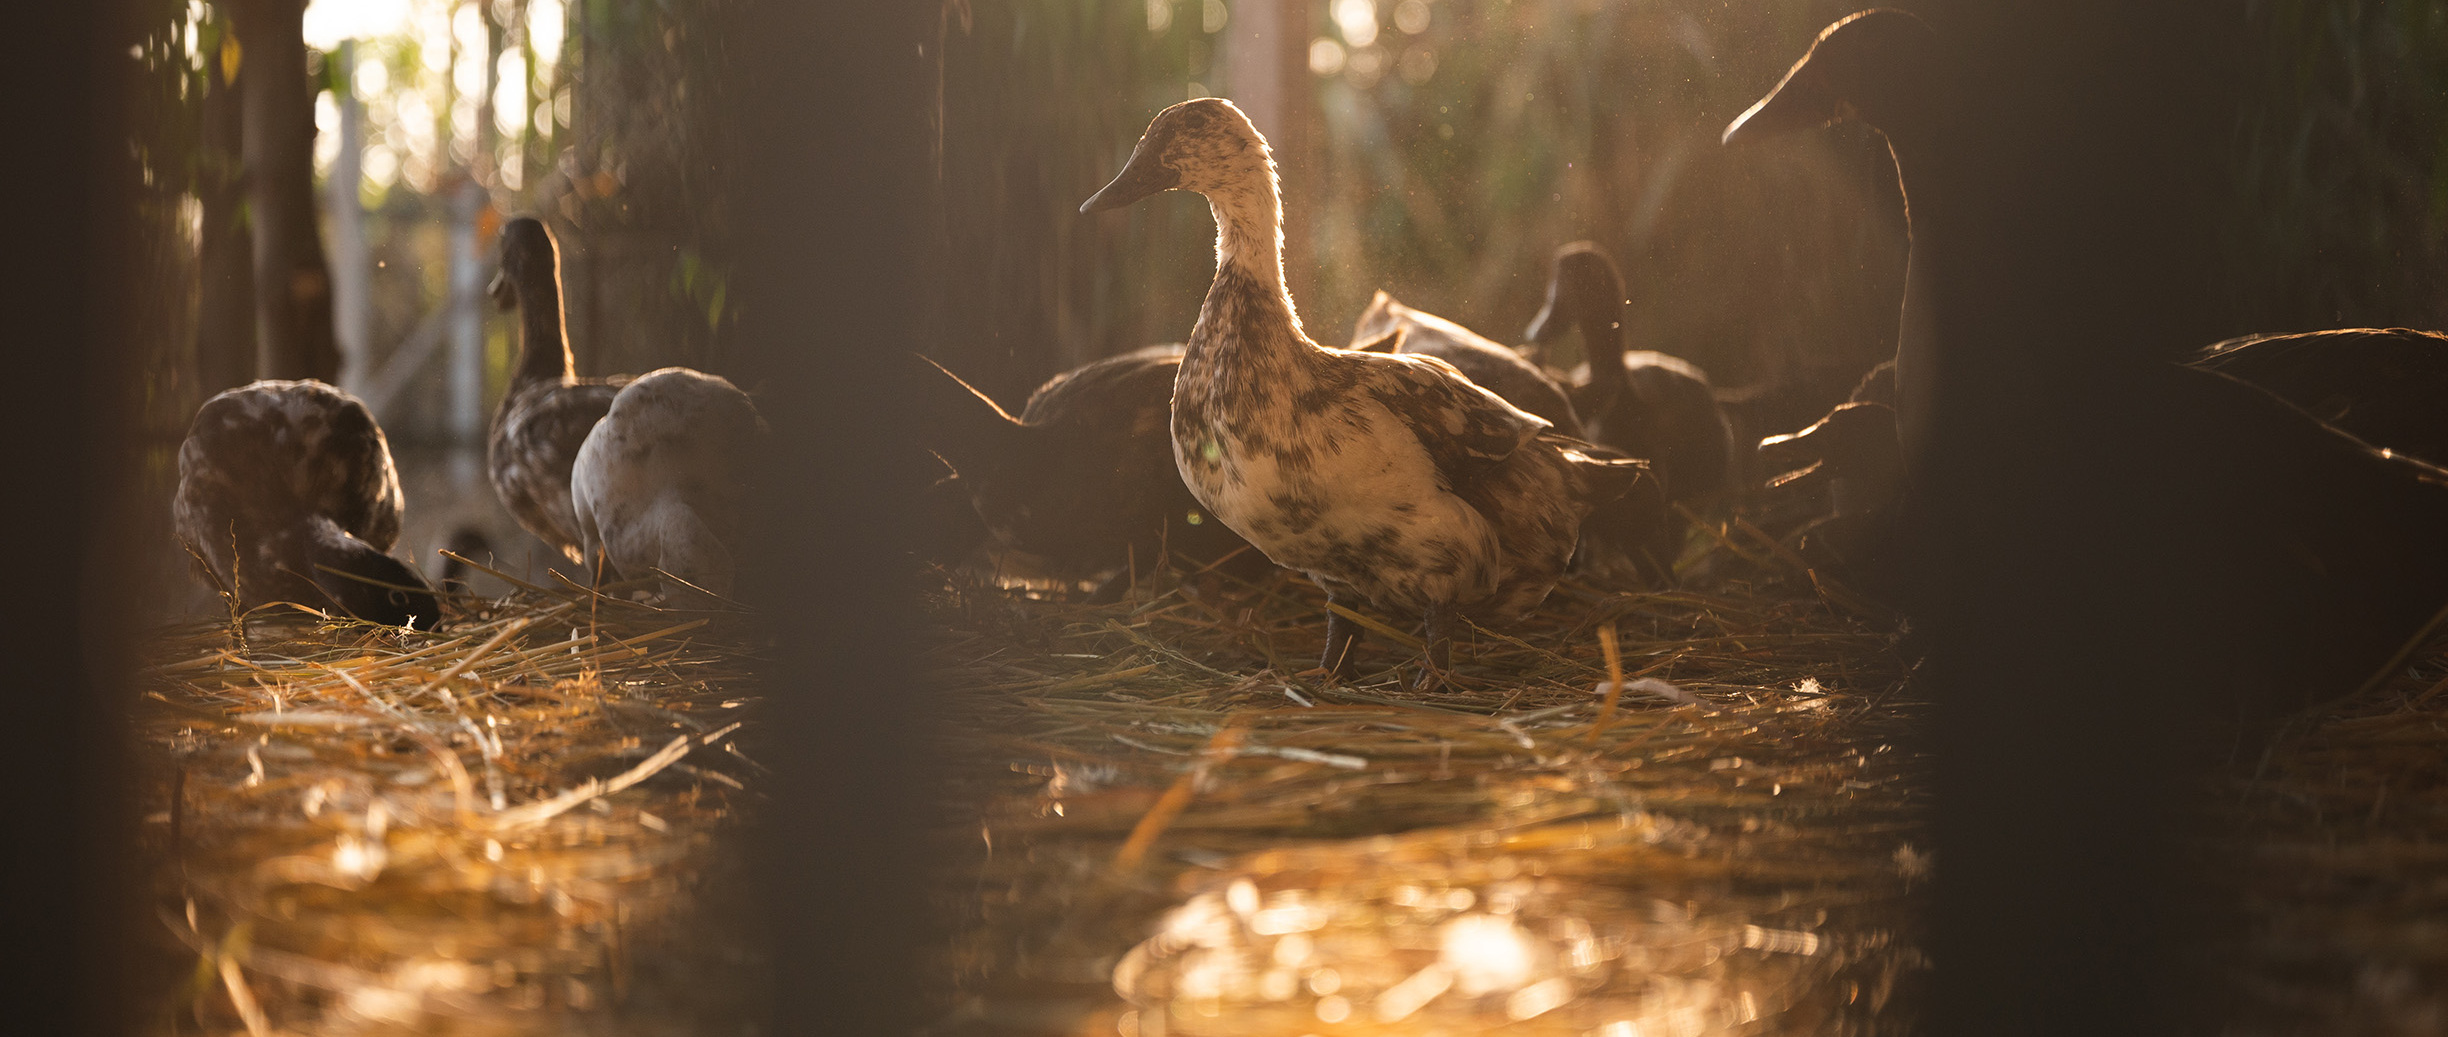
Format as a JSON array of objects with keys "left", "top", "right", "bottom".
[
  {"left": 1413, "top": 606, "right": 1458, "bottom": 692},
  {"left": 1321, "top": 592, "right": 1364, "bottom": 682}
]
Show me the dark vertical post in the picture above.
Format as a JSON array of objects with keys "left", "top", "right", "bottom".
[
  {"left": 722, "top": 1, "right": 937, "bottom": 1033},
  {"left": 1922, "top": 2, "right": 2241, "bottom": 1033},
  {"left": 228, "top": 0, "right": 340, "bottom": 382},
  {"left": 196, "top": 8, "right": 258, "bottom": 397},
  {"left": 1223, "top": 0, "right": 1320, "bottom": 312},
  {"left": 2, "top": 4, "right": 140, "bottom": 1035}
]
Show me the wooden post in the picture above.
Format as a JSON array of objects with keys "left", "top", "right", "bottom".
[
  {"left": 721, "top": 1, "right": 934, "bottom": 1031},
  {"left": 328, "top": 39, "right": 372, "bottom": 393},
  {"left": 194, "top": 9, "right": 257, "bottom": 397},
  {"left": 228, "top": 0, "right": 340, "bottom": 383},
  {"left": 1222, "top": 0, "right": 1320, "bottom": 317}
]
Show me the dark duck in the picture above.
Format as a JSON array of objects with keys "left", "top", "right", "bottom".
[
  {"left": 1082, "top": 98, "right": 1642, "bottom": 689},
  {"left": 572, "top": 367, "right": 765, "bottom": 600},
  {"left": 488, "top": 216, "right": 626, "bottom": 564},
  {"left": 1730, "top": 9, "right": 2448, "bottom": 710},
  {"left": 2187, "top": 327, "right": 2448, "bottom": 468},
  {"left": 1756, "top": 400, "right": 1905, "bottom": 596},
  {"left": 1524, "top": 241, "right": 1736, "bottom": 508},
  {"left": 922, "top": 346, "right": 1267, "bottom": 599},
  {"left": 174, "top": 380, "right": 439, "bottom": 626}
]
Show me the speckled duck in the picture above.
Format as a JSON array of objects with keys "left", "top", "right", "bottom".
[
  {"left": 489, "top": 217, "right": 626, "bottom": 564},
  {"left": 1082, "top": 98, "right": 1642, "bottom": 689},
  {"left": 174, "top": 380, "right": 439, "bottom": 626}
]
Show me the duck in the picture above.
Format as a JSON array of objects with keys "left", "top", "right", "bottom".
[
  {"left": 920, "top": 346, "right": 1269, "bottom": 599},
  {"left": 1728, "top": 8, "right": 2448, "bottom": 707},
  {"left": 570, "top": 367, "right": 765, "bottom": 600},
  {"left": 2186, "top": 327, "right": 2448, "bottom": 468},
  {"left": 173, "top": 379, "right": 440, "bottom": 627},
  {"left": 488, "top": 216, "right": 626, "bottom": 564},
  {"left": 1345, "top": 292, "right": 1585, "bottom": 435},
  {"left": 1082, "top": 98, "right": 1644, "bottom": 689},
  {"left": 1523, "top": 241, "right": 1738, "bottom": 508},
  {"left": 1756, "top": 400, "right": 1905, "bottom": 594}
]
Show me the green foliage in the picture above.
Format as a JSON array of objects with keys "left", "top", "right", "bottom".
[{"left": 2229, "top": 0, "right": 2448, "bottom": 332}]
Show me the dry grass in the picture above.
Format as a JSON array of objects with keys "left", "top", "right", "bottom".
[
  {"left": 136, "top": 571, "right": 765, "bottom": 1037},
  {"left": 2208, "top": 631, "right": 2448, "bottom": 1035},
  {"left": 920, "top": 549, "right": 1930, "bottom": 1036},
  {"left": 129, "top": 514, "right": 2448, "bottom": 1037}
]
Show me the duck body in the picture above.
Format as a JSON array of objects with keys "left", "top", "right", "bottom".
[
  {"left": 572, "top": 367, "right": 764, "bottom": 599},
  {"left": 174, "top": 379, "right": 438, "bottom": 626},
  {"left": 1757, "top": 400, "right": 1906, "bottom": 596},
  {"left": 1730, "top": 8, "right": 2448, "bottom": 705},
  {"left": 923, "top": 346, "right": 1263, "bottom": 595},
  {"left": 487, "top": 217, "right": 627, "bottom": 564},
  {"left": 1347, "top": 291, "right": 1585, "bottom": 435},
  {"left": 2187, "top": 327, "right": 2448, "bottom": 467},
  {"left": 1085, "top": 98, "right": 1640, "bottom": 684},
  {"left": 1172, "top": 329, "right": 1602, "bottom": 624},
  {"left": 1526, "top": 242, "right": 1736, "bottom": 507}
]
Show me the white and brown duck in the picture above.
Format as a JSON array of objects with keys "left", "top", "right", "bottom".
[
  {"left": 571, "top": 367, "right": 765, "bottom": 600},
  {"left": 488, "top": 216, "right": 626, "bottom": 564},
  {"left": 1082, "top": 98, "right": 1642, "bottom": 689},
  {"left": 174, "top": 380, "right": 439, "bottom": 626},
  {"left": 1346, "top": 292, "right": 1585, "bottom": 435}
]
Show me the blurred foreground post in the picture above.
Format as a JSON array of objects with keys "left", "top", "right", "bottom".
[
  {"left": 721, "top": 1, "right": 938, "bottom": 1032},
  {"left": 2, "top": 4, "right": 140, "bottom": 1035},
  {"left": 1921, "top": 2, "right": 2242, "bottom": 1032},
  {"left": 227, "top": 0, "right": 340, "bottom": 382}
]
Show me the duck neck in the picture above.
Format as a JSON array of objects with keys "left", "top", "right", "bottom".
[
  {"left": 1193, "top": 162, "right": 1311, "bottom": 357},
  {"left": 514, "top": 266, "right": 575, "bottom": 386},
  {"left": 1577, "top": 294, "right": 1631, "bottom": 399},
  {"left": 1885, "top": 131, "right": 1944, "bottom": 465}
]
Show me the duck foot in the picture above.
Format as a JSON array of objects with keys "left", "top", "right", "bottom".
[
  {"left": 1321, "top": 593, "right": 1364, "bottom": 684},
  {"left": 1412, "top": 607, "right": 1458, "bottom": 692}
]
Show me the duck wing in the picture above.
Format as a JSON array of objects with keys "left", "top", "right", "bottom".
[
  {"left": 491, "top": 379, "right": 623, "bottom": 559},
  {"left": 2188, "top": 328, "right": 2448, "bottom": 466},
  {"left": 1347, "top": 346, "right": 1551, "bottom": 488}
]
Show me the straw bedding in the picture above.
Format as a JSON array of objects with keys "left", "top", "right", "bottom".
[{"left": 129, "top": 530, "right": 2448, "bottom": 1034}]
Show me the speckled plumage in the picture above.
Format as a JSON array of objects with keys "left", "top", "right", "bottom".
[
  {"left": 1347, "top": 291, "right": 1585, "bottom": 436},
  {"left": 1085, "top": 98, "right": 1641, "bottom": 684},
  {"left": 173, "top": 379, "right": 437, "bottom": 625},
  {"left": 487, "top": 217, "right": 627, "bottom": 563},
  {"left": 571, "top": 368, "right": 763, "bottom": 599}
]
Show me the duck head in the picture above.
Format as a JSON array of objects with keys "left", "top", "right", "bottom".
[
  {"left": 1758, "top": 401, "right": 1902, "bottom": 508},
  {"left": 1722, "top": 9, "right": 1941, "bottom": 146},
  {"left": 489, "top": 216, "right": 557, "bottom": 311},
  {"left": 1080, "top": 97, "right": 1275, "bottom": 213},
  {"left": 1524, "top": 242, "right": 1628, "bottom": 349},
  {"left": 274, "top": 518, "right": 441, "bottom": 628}
]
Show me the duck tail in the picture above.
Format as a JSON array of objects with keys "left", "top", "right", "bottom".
[{"left": 1546, "top": 434, "right": 1651, "bottom": 506}]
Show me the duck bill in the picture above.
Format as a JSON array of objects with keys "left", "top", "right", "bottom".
[
  {"left": 1080, "top": 144, "right": 1181, "bottom": 214},
  {"left": 1722, "top": 63, "right": 1838, "bottom": 146},
  {"left": 1755, "top": 422, "right": 1825, "bottom": 477}
]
